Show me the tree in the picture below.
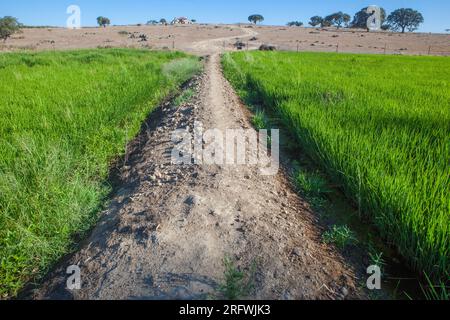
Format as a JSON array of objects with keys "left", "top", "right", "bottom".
[
  {"left": 309, "top": 16, "right": 325, "bottom": 27},
  {"left": 287, "top": 21, "right": 303, "bottom": 27},
  {"left": 342, "top": 13, "right": 352, "bottom": 27},
  {"left": 0, "top": 16, "right": 21, "bottom": 42},
  {"left": 97, "top": 16, "right": 111, "bottom": 28},
  {"left": 386, "top": 8, "right": 424, "bottom": 33},
  {"left": 147, "top": 20, "right": 158, "bottom": 25},
  {"left": 351, "top": 7, "right": 386, "bottom": 29},
  {"left": 322, "top": 19, "right": 332, "bottom": 27},
  {"left": 309, "top": 16, "right": 323, "bottom": 27},
  {"left": 248, "top": 14, "right": 264, "bottom": 25},
  {"left": 324, "top": 12, "right": 351, "bottom": 29}
]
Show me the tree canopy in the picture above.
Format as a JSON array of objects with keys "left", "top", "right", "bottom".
[
  {"left": 287, "top": 21, "right": 303, "bottom": 27},
  {"left": 0, "top": 16, "right": 21, "bottom": 42},
  {"left": 324, "top": 12, "right": 351, "bottom": 29},
  {"left": 386, "top": 8, "right": 424, "bottom": 33},
  {"left": 351, "top": 7, "right": 386, "bottom": 29},
  {"left": 248, "top": 14, "right": 264, "bottom": 25},
  {"left": 309, "top": 16, "right": 323, "bottom": 27},
  {"left": 97, "top": 16, "right": 111, "bottom": 28}
]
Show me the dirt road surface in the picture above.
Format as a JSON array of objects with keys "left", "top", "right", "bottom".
[
  {"left": 4, "top": 24, "right": 449, "bottom": 56},
  {"left": 31, "top": 27, "right": 364, "bottom": 300}
]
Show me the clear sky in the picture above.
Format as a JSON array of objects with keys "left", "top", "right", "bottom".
[{"left": 1, "top": 0, "right": 449, "bottom": 33}]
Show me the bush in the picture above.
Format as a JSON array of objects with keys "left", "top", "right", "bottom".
[
  {"left": 0, "top": 16, "right": 21, "bottom": 42},
  {"left": 259, "top": 44, "right": 276, "bottom": 51},
  {"left": 323, "top": 225, "right": 358, "bottom": 249}
]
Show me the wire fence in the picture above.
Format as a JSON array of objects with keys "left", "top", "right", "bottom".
[{"left": 226, "top": 40, "right": 450, "bottom": 56}]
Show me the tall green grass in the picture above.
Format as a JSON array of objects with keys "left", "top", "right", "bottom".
[
  {"left": 0, "top": 49, "right": 201, "bottom": 297},
  {"left": 222, "top": 51, "right": 449, "bottom": 281}
]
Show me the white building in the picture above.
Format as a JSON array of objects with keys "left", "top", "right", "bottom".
[{"left": 171, "top": 17, "right": 194, "bottom": 25}]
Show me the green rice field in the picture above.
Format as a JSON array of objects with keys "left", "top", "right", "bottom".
[
  {"left": 0, "top": 49, "right": 201, "bottom": 297},
  {"left": 222, "top": 51, "right": 449, "bottom": 281}
]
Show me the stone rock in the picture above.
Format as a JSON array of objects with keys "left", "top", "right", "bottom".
[
  {"left": 185, "top": 194, "right": 201, "bottom": 206},
  {"left": 292, "top": 248, "right": 301, "bottom": 256},
  {"left": 341, "top": 287, "right": 349, "bottom": 297}
]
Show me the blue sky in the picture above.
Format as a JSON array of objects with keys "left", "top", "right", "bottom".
[{"left": 1, "top": 0, "right": 449, "bottom": 33}]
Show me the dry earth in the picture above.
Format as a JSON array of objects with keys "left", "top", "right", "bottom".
[
  {"left": 3, "top": 24, "right": 450, "bottom": 56},
  {"left": 28, "top": 27, "right": 367, "bottom": 300},
  {"left": 246, "top": 25, "right": 450, "bottom": 55}
]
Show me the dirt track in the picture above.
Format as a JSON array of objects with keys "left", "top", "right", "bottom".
[{"left": 29, "top": 27, "right": 366, "bottom": 300}]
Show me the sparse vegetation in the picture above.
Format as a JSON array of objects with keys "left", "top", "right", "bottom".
[
  {"left": 218, "top": 257, "right": 256, "bottom": 300},
  {"left": 0, "top": 49, "right": 201, "bottom": 298},
  {"left": 322, "top": 225, "right": 358, "bottom": 249},
  {"left": 368, "top": 248, "right": 386, "bottom": 272},
  {"left": 295, "top": 170, "right": 331, "bottom": 198},
  {"left": 251, "top": 110, "right": 267, "bottom": 130},
  {"left": 421, "top": 272, "right": 449, "bottom": 301},
  {"left": 174, "top": 88, "right": 195, "bottom": 106}
]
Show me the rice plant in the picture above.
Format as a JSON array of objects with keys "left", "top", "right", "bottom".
[
  {"left": 0, "top": 48, "right": 201, "bottom": 297},
  {"left": 222, "top": 51, "right": 450, "bottom": 281},
  {"left": 295, "top": 170, "right": 332, "bottom": 198},
  {"left": 251, "top": 110, "right": 267, "bottom": 130},
  {"left": 174, "top": 88, "right": 195, "bottom": 106}
]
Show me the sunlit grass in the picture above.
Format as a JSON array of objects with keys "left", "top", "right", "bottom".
[
  {"left": 0, "top": 48, "right": 201, "bottom": 297},
  {"left": 222, "top": 51, "right": 449, "bottom": 282}
]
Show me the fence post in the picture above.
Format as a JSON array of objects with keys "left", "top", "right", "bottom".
[
  {"left": 172, "top": 40, "right": 175, "bottom": 50},
  {"left": 297, "top": 43, "right": 299, "bottom": 52},
  {"left": 336, "top": 43, "right": 339, "bottom": 53},
  {"left": 384, "top": 43, "right": 387, "bottom": 55},
  {"left": 428, "top": 46, "right": 432, "bottom": 55}
]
